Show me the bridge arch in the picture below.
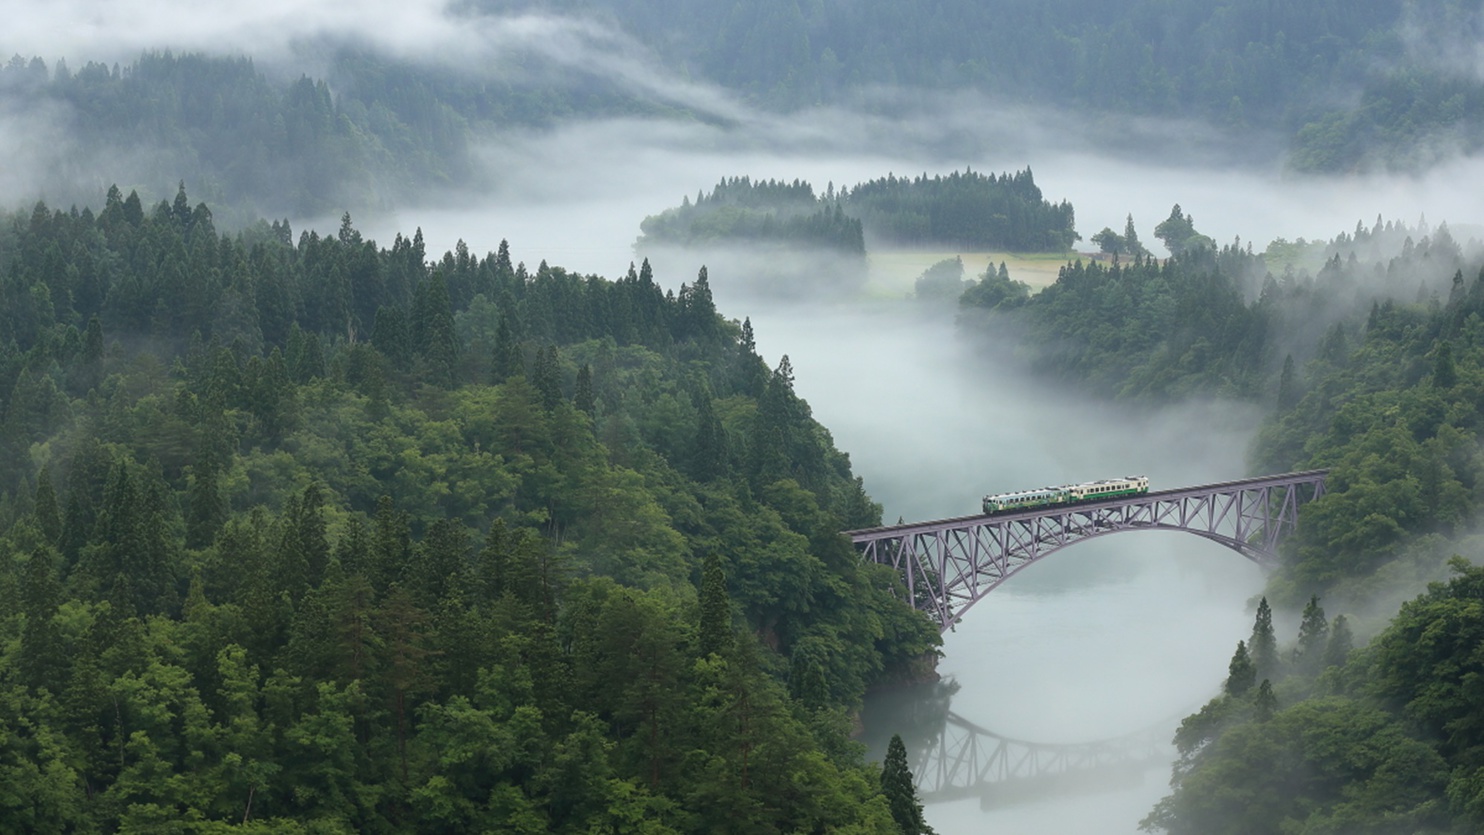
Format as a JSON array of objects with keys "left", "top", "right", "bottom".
[{"left": 848, "top": 471, "right": 1328, "bottom": 632}]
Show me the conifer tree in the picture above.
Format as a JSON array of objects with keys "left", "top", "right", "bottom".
[
  {"left": 32, "top": 467, "right": 61, "bottom": 545},
  {"left": 532, "top": 345, "right": 563, "bottom": 410},
  {"left": 1123, "top": 213, "right": 1146, "bottom": 257},
  {"left": 881, "top": 734, "right": 933, "bottom": 835},
  {"left": 692, "top": 389, "right": 727, "bottom": 481},
  {"left": 277, "top": 482, "right": 330, "bottom": 602},
  {"left": 372, "top": 305, "right": 412, "bottom": 369},
  {"left": 1323, "top": 614, "right": 1354, "bottom": 670},
  {"left": 1293, "top": 595, "right": 1329, "bottom": 674},
  {"left": 78, "top": 314, "right": 104, "bottom": 394},
  {"left": 1434, "top": 340, "right": 1458, "bottom": 388},
  {"left": 699, "top": 554, "right": 732, "bottom": 657},
  {"left": 419, "top": 273, "right": 460, "bottom": 386},
  {"left": 736, "top": 317, "right": 767, "bottom": 397},
  {"left": 18, "top": 546, "right": 66, "bottom": 693},
  {"left": 1225, "top": 640, "right": 1256, "bottom": 696},
  {"left": 185, "top": 461, "right": 226, "bottom": 549},
  {"left": 490, "top": 313, "right": 523, "bottom": 384},
  {"left": 1254, "top": 679, "right": 1277, "bottom": 721},
  {"left": 1277, "top": 354, "right": 1299, "bottom": 410},
  {"left": 1249, "top": 597, "right": 1279, "bottom": 680},
  {"left": 574, "top": 363, "right": 595, "bottom": 414},
  {"left": 371, "top": 495, "right": 412, "bottom": 594},
  {"left": 749, "top": 355, "right": 797, "bottom": 484}
]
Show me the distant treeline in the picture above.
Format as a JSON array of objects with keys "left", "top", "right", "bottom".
[
  {"left": 0, "top": 185, "right": 941, "bottom": 830},
  {"left": 0, "top": 49, "right": 657, "bottom": 218},
  {"left": 637, "top": 176, "right": 865, "bottom": 254},
  {"left": 847, "top": 169, "right": 1078, "bottom": 251},
  {"left": 638, "top": 168, "right": 1077, "bottom": 254}
]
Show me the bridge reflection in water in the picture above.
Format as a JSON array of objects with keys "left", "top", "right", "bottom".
[{"left": 913, "top": 709, "right": 1173, "bottom": 809}]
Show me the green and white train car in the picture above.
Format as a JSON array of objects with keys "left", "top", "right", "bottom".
[{"left": 982, "top": 475, "right": 1149, "bottom": 514}]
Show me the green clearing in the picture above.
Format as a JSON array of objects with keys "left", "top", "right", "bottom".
[{"left": 865, "top": 250, "right": 1076, "bottom": 298}]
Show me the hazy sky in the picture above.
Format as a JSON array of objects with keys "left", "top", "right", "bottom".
[{"left": 11, "top": 0, "right": 1484, "bottom": 268}]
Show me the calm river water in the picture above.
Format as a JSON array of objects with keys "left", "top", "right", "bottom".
[{"left": 747, "top": 299, "right": 1268, "bottom": 834}]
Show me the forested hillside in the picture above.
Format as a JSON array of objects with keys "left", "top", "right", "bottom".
[
  {"left": 0, "top": 188, "right": 939, "bottom": 831},
  {"left": 637, "top": 169, "right": 1076, "bottom": 256},
  {"left": 966, "top": 213, "right": 1484, "bottom": 830},
  {"left": 0, "top": 49, "right": 658, "bottom": 219},
  {"left": 476, "top": 0, "right": 1481, "bottom": 171}
]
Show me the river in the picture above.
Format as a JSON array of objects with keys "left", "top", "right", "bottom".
[
  {"left": 745, "top": 299, "right": 1268, "bottom": 834},
  {"left": 336, "top": 115, "right": 1469, "bottom": 832}
]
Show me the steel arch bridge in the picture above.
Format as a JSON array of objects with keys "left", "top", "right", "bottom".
[
  {"left": 848, "top": 470, "right": 1329, "bottom": 632},
  {"left": 913, "top": 711, "right": 1170, "bottom": 805}
]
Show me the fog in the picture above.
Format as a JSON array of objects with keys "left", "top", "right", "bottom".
[
  {"left": 11, "top": 5, "right": 1484, "bottom": 828},
  {"left": 324, "top": 112, "right": 1484, "bottom": 281},
  {"left": 754, "top": 301, "right": 1265, "bottom": 833},
  {"left": 294, "top": 90, "right": 1484, "bottom": 833},
  {"left": 341, "top": 110, "right": 1484, "bottom": 831}
]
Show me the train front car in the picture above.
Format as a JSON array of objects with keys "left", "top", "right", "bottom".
[{"left": 1065, "top": 475, "right": 1149, "bottom": 502}]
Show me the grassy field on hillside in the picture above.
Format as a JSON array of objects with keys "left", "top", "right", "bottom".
[{"left": 865, "top": 250, "right": 1075, "bottom": 298}]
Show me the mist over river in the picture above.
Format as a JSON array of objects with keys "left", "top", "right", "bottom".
[
  {"left": 747, "top": 301, "right": 1268, "bottom": 834},
  {"left": 332, "top": 115, "right": 1483, "bottom": 832}
]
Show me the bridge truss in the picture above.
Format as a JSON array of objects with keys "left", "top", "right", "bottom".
[{"left": 849, "top": 471, "right": 1328, "bottom": 632}]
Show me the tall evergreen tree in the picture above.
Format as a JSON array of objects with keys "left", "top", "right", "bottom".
[
  {"left": 1249, "top": 597, "right": 1279, "bottom": 680},
  {"left": 1254, "top": 678, "right": 1277, "bottom": 721},
  {"left": 698, "top": 554, "right": 732, "bottom": 658},
  {"left": 1225, "top": 640, "right": 1256, "bottom": 697},
  {"left": 1293, "top": 596, "right": 1329, "bottom": 674},
  {"left": 77, "top": 314, "right": 104, "bottom": 394},
  {"left": 691, "top": 389, "right": 727, "bottom": 481},
  {"left": 881, "top": 734, "right": 934, "bottom": 835},
  {"left": 574, "top": 363, "right": 595, "bottom": 414},
  {"left": 1276, "top": 354, "right": 1299, "bottom": 410},
  {"left": 32, "top": 467, "right": 61, "bottom": 545},
  {"left": 277, "top": 482, "right": 330, "bottom": 602},
  {"left": 414, "top": 273, "right": 459, "bottom": 386},
  {"left": 1434, "top": 340, "right": 1458, "bottom": 389},
  {"left": 185, "top": 461, "right": 227, "bottom": 550},
  {"left": 490, "top": 313, "right": 523, "bottom": 384},
  {"left": 1322, "top": 614, "right": 1354, "bottom": 670},
  {"left": 372, "top": 305, "right": 412, "bottom": 369},
  {"left": 532, "top": 345, "right": 563, "bottom": 411},
  {"left": 1123, "top": 213, "right": 1146, "bottom": 257}
]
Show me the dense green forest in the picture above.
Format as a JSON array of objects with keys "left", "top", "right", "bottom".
[
  {"left": 636, "top": 177, "right": 865, "bottom": 254},
  {"left": 637, "top": 169, "right": 1076, "bottom": 256},
  {"left": 473, "top": 0, "right": 1484, "bottom": 171},
  {"left": 963, "top": 210, "right": 1484, "bottom": 830},
  {"left": 962, "top": 212, "right": 1483, "bottom": 600},
  {"left": 0, "top": 187, "right": 940, "bottom": 831}
]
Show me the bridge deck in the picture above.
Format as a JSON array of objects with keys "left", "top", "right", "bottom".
[{"left": 845, "top": 469, "right": 1330, "bottom": 539}]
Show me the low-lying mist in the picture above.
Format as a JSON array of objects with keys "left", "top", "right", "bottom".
[
  {"left": 329, "top": 112, "right": 1484, "bottom": 283},
  {"left": 766, "top": 301, "right": 1265, "bottom": 834}
]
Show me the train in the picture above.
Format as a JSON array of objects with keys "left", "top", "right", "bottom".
[{"left": 982, "top": 475, "right": 1149, "bottom": 514}]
